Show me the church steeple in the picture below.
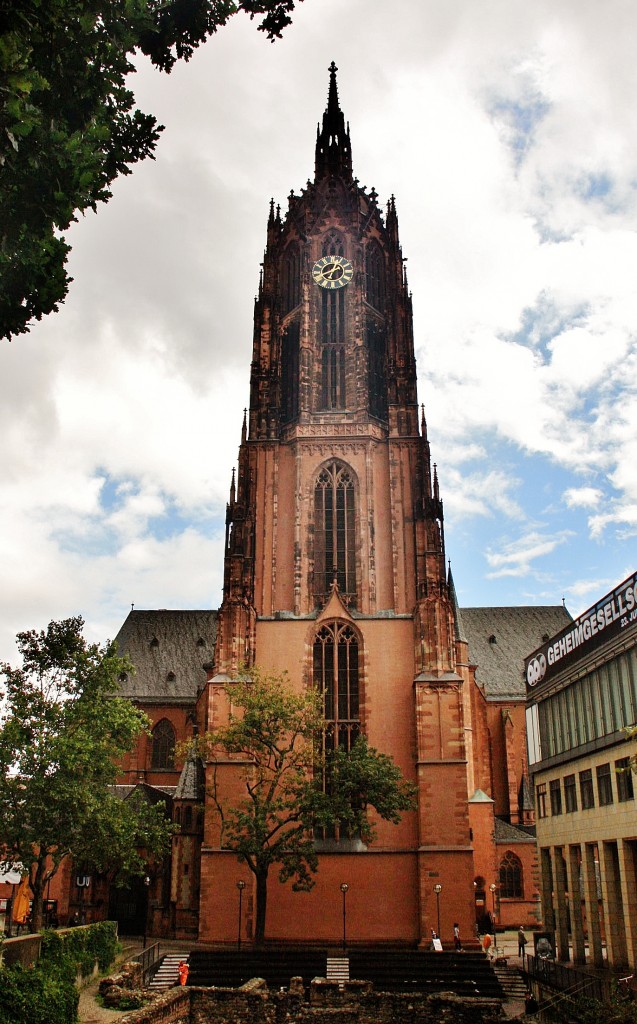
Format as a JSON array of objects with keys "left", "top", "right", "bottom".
[{"left": 314, "top": 61, "right": 352, "bottom": 182}]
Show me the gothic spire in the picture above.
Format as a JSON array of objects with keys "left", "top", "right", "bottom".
[{"left": 315, "top": 61, "right": 352, "bottom": 182}]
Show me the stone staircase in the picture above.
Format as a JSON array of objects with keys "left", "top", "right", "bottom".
[
  {"left": 492, "top": 961, "right": 527, "bottom": 1002},
  {"left": 148, "top": 952, "right": 189, "bottom": 990}
]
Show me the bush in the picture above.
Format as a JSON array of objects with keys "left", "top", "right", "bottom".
[
  {"left": 41, "top": 920, "right": 119, "bottom": 974},
  {"left": 0, "top": 961, "right": 78, "bottom": 1024},
  {"left": 0, "top": 921, "right": 119, "bottom": 1024}
]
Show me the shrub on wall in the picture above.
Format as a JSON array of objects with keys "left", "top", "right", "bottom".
[
  {"left": 0, "top": 921, "right": 119, "bottom": 1024},
  {"left": 41, "top": 920, "right": 119, "bottom": 974},
  {"left": 0, "top": 961, "right": 78, "bottom": 1024}
]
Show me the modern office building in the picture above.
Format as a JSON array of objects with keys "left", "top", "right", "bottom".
[{"left": 526, "top": 571, "right": 637, "bottom": 970}]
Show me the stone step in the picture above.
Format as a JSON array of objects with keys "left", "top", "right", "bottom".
[
  {"left": 492, "top": 964, "right": 526, "bottom": 999},
  {"left": 148, "top": 954, "right": 189, "bottom": 990}
]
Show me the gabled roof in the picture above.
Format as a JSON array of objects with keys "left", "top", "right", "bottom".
[
  {"left": 494, "top": 817, "right": 537, "bottom": 844},
  {"left": 114, "top": 609, "right": 217, "bottom": 702},
  {"left": 461, "top": 605, "right": 572, "bottom": 699}
]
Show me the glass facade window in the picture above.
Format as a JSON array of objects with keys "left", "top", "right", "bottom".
[
  {"left": 564, "top": 774, "right": 578, "bottom": 813},
  {"left": 536, "top": 783, "right": 547, "bottom": 818},
  {"left": 549, "top": 778, "right": 562, "bottom": 816},
  {"left": 615, "top": 757, "right": 635, "bottom": 802},
  {"left": 596, "top": 762, "right": 614, "bottom": 806},
  {"left": 580, "top": 769, "right": 595, "bottom": 810},
  {"left": 533, "top": 646, "right": 637, "bottom": 761}
]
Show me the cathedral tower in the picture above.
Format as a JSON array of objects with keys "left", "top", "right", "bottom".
[{"left": 202, "top": 64, "right": 476, "bottom": 946}]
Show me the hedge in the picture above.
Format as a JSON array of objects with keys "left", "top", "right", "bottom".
[{"left": 0, "top": 920, "right": 118, "bottom": 1024}]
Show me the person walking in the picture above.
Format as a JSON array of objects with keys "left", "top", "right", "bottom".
[
  {"left": 453, "top": 922, "right": 462, "bottom": 951},
  {"left": 518, "top": 926, "right": 528, "bottom": 959},
  {"left": 178, "top": 961, "right": 189, "bottom": 986}
]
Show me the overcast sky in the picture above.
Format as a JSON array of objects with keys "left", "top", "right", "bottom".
[{"left": 1, "top": 0, "right": 636, "bottom": 663}]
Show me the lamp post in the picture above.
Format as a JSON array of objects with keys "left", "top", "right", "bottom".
[
  {"left": 236, "top": 881, "right": 246, "bottom": 951},
  {"left": 340, "top": 883, "right": 349, "bottom": 952},
  {"left": 142, "top": 875, "right": 151, "bottom": 950},
  {"left": 489, "top": 883, "right": 497, "bottom": 953},
  {"left": 433, "top": 884, "right": 442, "bottom": 941}
]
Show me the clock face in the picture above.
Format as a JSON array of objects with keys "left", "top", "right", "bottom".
[{"left": 312, "top": 255, "right": 354, "bottom": 289}]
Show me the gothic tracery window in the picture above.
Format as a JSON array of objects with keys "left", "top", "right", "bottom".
[
  {"left": 314, "top": 622, "right": 360, "bottom": 755},
  {"left": 151, "top": 719, "right": 176, "bottom": 770},
  {"left": 281, "top": 243, "right": 301, "bottom": 313},
  {"left": 320, "top": 232, "right": 346, "bottom": 409},
  {"left": 499, "top": 851, "right": 523, "bottom": 898},
  {"left": 281, "top": 319, "right": 300, "bottom": 423},
  {"left": 365, "top": 240, "right": 385, "bottom": 311},
  {"left": 313, "top": 461, "right": 357, "bottom": 606},
  {"left": 367, "top": 320, "right": 388, "bottom": 420},
  {"left": 314, "top": 621, "right": 361, "bottom": 839}
]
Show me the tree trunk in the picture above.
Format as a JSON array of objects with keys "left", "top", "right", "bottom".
[
  {"left": 29, "top": 856, "right": 47, "bottom": 932},
  {"left": 254, "top": 868, "right": 268, "bottom": 945}
]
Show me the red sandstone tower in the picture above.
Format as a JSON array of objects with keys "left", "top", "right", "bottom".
[{"left": 200, "top": 64, "right": 477, "bottom": 946}]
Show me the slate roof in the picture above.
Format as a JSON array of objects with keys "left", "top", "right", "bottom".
[
  {"left": 494, "top": 817, "right": 537, "bottom": 844},
  {"left": 461, "top": 605, "right": 572, "bottom": 700},
  {"left": 114, "top": 609, "right": 217, "bottom": 703}
]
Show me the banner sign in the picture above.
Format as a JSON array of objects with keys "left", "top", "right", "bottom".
[{"left": 525, "top": 571, "right": 637, "bottom": 692}]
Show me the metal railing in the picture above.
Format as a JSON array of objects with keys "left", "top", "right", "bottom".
[
  {"left": 133, "top": 941, "right": 161, "bottom": 985},
  {"left": 525, "top": 953, "right": 611, "bottom": 1003}
]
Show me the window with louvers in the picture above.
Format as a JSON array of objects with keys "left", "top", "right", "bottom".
[
  {"left": 281, "top": 243, "right": 301, "bottom": 313},
  {"left": 281, "top": 320, "right": 300, "bottom": 423},
  {"left": 365, "top": 240, "right": 385, "bottom": 311},
  {"left": 320, "top": 232, "right": 346, "bottom": 409}
]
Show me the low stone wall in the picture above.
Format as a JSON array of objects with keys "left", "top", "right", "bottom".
[
  {"left": 118, "top": 977, "right": 503, "bottom": 1024},
  {"left": 0, "top": 933, "right": 42, "bottom": 967}
]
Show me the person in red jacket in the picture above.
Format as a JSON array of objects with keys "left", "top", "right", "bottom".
[{"left": 178, "top": 961, "right": 189, "bottom": 986}]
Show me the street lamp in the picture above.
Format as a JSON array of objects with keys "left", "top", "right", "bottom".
[
  {"left": 236, "top": 881, "right": 246, "bottom": 951},
  {"left": 340, "top": 883, "right": 349, "bottom": 951},
  {"left": 142, "top": 875, "right": 151, "bottom": 950},
  {"left": 489, "top": 883, "right": 497, "bottom": 952},
  {"left": 433, "top": 884, "right": 442, "bottom": 941}
]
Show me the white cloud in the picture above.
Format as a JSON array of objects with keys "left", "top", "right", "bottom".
[
  {"left": 563, "top": 487, "right": 603, "bottom": 510},
  {"left": 485, "top": 530, "right": 572, "bottom": 579},
  {"left": 1, "top": 0, "right": 637, "bottom": 660}
]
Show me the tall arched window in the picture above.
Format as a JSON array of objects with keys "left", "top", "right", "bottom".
[
  {"left": 320, "top": 232, "right": 346, "bottom": 409},
  {"left": 365, "top": 240, "right": 385, "bottom": 311},
  {"left": 367, "top": 320, "right": 387, "bottom": 420},
  {"left": 151, "top": 719, "right": 175, "bottom": 770},
  {"left": 281, "top": 319, "right": 300, "bottom": 423},
  {"left": 314, "top": 622, "right": 360, "bottom": 755},
  {"left": 281, "top": 243, "right": 301, "bottom": 313},
  {"left": 314, "top": 621, "right": 361, "bottom": 841},
  {"left": 313, "top": 461, "right": 357, "bottom": 607},
  {"left": 499, "top": 851, "right": 523, "bottom": 898}
]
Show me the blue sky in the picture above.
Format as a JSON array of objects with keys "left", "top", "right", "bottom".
[{"left": 0, "top": 0, "right": 635, "bottom": 661}]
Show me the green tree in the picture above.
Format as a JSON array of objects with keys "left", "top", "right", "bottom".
[
  {"left": 0, "top": 616, "right": 174, "bottom": 932},
  {"left": 194, "top": 668, "right": 416, "bottom": 943},
  {"left": 0, "top": 0, "right": 301, "bottom": 340}
]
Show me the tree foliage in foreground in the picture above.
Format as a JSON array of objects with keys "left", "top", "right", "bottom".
[
  {"left": 0, "top": 616, "right": 174, "bottom": 931},
  {"left": 193, "top": 668, "right": 416, "bottom": 943},
  {"left": 0, "top": 0, "right": 302, "bottom": 340}
]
